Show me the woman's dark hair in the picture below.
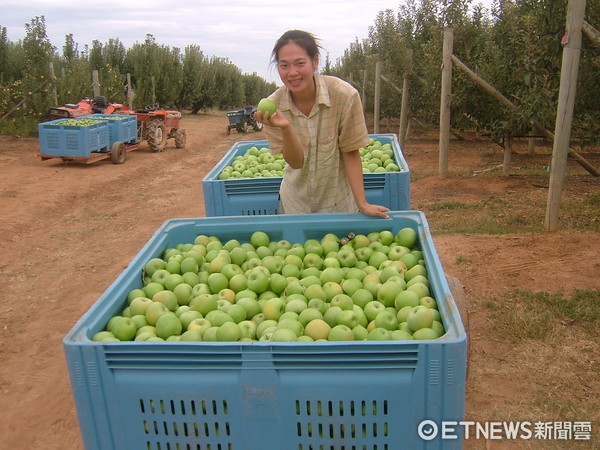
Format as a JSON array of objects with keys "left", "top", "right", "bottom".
[{"left": 271, "top": 30, "right": 323, "bottom": 64}]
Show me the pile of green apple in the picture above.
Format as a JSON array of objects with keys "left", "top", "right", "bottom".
[
  {"left": 93, "top": 228, "right": 445, "bottom": 343},
  {"left": 359, "top": 139, "right": 401, "bottom": 173},
  {"left": 49, "top": 118, "right": 101, "bottom": 127},
  {"left": 217, "top": 139, "right": 401, "bottom": 180},
  {"left": 218, "top": 147, "right": 286, "bottom": 180}
]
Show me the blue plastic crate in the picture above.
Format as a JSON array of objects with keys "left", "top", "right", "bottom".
[
  {"left": 202, "top": 133, "right": 410, "bottom": 216},
  {"left": 63, "top": 211, "right": 466, "bottom": 450},
  {"left": 86, "top": 114, "right": 138, "bottom": 145},
  {"left": 38, "top": 118, "right": 109, "bottom": 157}
]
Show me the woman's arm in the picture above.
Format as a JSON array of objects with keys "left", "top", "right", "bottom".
[{"left": 342, "top": 150, "right": 390, "bottom": 219}]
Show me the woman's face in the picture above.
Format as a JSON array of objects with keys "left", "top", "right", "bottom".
[{"left": 276, "top": 42, "right": 319, "bottom": 94}]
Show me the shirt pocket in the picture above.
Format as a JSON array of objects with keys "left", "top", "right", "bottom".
[{"left": 314, "top": 134, "right": 338, "bottom": 168}]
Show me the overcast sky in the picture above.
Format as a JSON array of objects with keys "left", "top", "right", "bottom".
[{"left": 2, "top": 0, "right": 493, "bottom": 84}]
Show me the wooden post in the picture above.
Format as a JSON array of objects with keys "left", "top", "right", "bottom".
[
  {"left": 48, "top": 62, "right": 58, "bottom": 106},
  {"left": 582, "top": 21, "right": 600, "bottom": 47},
  {"left": 503, "top": 137, "right": 512, "bottom": 177},
  {"left": 545, "top": 0, "right": 586, "bottom": 231},
  {"left": 439, "top": 28, "right": 453, "bottom": 178},
  {"left": 528, "top": 136, "right": 536, "bottom": 154},
  {"left": 361, "top": 68, "right": 368, "bottom": 114},
  {"left": 126, "top": 73, "right": 134, "bottom": 109},
  {"left": 399, "top": 48, "right": 413, "bottom": 149},
  {"left": 92, "top": 70, "right": 100, "bottom": 97},
  {"left": 151, "top": 76, "right": 156, "bottom": 104},
  {"left": 374, "top": 61, "right": 381, "bottom": 134}
]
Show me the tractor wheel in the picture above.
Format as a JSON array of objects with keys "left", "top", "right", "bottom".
[
  {"left": 238, "top": 122, "right": 247, "bottom": 133},
  {"left": 147, "top": 119, "right": 167, "bottom": 152},
  {"left": 110, "top": 142, "right": 126, "bottom": 164},
  {"left": 174, "top": 129, "right": 187, "bottom": 149}
]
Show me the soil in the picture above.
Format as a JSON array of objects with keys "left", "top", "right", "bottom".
[{"left": 0, "top": 112, "right": 598, "bottom": 449}]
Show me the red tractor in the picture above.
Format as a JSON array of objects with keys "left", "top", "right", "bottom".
[
  {"left": 133, "top": 103, "right": 187, "bottom": 152},
  {"left": 48, "top": 96, "right": 129, "bottom": 119},
  {"left": 48, "top": 97, "right": 186, "bottom": 152}
]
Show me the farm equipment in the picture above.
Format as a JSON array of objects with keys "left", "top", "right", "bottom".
[
  {"left": 48, "top": 96, "right": 129, "bottom": 120},
  {"left": 226, "top": 105, "right": 263, "bottom": 134},
  {"left": 134, "top": 103, "right": 186, "bottom": 152},
  {"left": 47, "top": 99, "right": 186, "bottom": 152}
]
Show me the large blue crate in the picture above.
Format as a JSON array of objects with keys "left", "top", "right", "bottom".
[
  {"left": 202, "top": 133, "right": 410, "bottom": 216},
  {"left": 86, "top": 114, "right": 138, "bottom": 145},
  {"left": 63, "top": 211, "right": 466, "bottom": 450},
  {"left": 38, "top": 118, "right": 109, "bottom": 157}
]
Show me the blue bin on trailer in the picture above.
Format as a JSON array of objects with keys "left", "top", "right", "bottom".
[
  {"left": 38, "top": 118, "right": 109, "bottom": 158},
  {"left": 202, "top": 133, "right": 410, "bottom": 216},
  {"left": 86, "top": 114, "right": 138, "bottom": 145},
  {"left": 63, "top": 211, "right": 466, "bottom": 450}
]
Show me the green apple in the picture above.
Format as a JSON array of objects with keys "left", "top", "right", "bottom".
[
  {"left": 394, "top": 290, "right": 420, "bottom": 309},
  {"left": 374, "top": 310, "right": 399, "bottom": 331},
  {"left": 189, "top": 293, "right": 218, "bottom": 316},
  {"left": 180, "top": 330, "right": 203, "bottom": 341},
  {"left": 247, "top": 269, "right": 270, "bottom": 294},
  {"left": 144, "top": 258, "right": 167, "bottom": 277},
  {"left": 152, "top": 290, "right": 179, "bottom": 311},
  {"left": 179, "top": 310, "right": 203, "bottom": 330},
  {"left": 235, "top": 297, "right": 261, "bottom": 319},
  {"left": 367, "top": 327, "right": 393, "bottom": 340},
  {"left": 407, "top": 305, "right": 434, "bottom": 332},
  {"left": 127, "top": 288, "right": 147, "bottom": 304},
  {"left": 228, "top": 273, "right": 248, "bottom": 293},
  {"left": 187, "top": 318, "right": 212, "bottom": 336},
  {"left": 323, "top": 306, "right": 343, "bottom": 328},
  {"left": 412, "top": 327, "right": 440, "bottom": 340},
  {"left": 277, "top": 318, "right": 304, "bottom": 337},
  {"left": 330, "top": 294, "right": 354, "bottom": 310},
  {"left": 395, "top": 227, "right": 417, "bottom": 248},
  {"left": 419, "top": 296, "right": 437, "bottom": 309},
  {"left": 336, "top": 309, "right": 360, "bottom": 328},
  {"left": 257, "top": 319, "right": 279, "bottom": 339},
  {"left": 304, "top": 319, "right": 331, "bottom": 340},
  {"left": 271, "top": 328, "right": 298, "bottom": 342},
  {"left": 376, "top": 281, "right": 404, "bottom": 307},
  {"left": 407, "top": 282, "right": 430, "bottom": 299},
  {"left": 341, "top": 278, "right": 363, "bottom": 297},
  {"left": 322, "top": 281, "right": 343, "bottom": 301},
  {"left": 352, "top": 324, "right": 369, "bottom": 340},
  {"left": 263, "top": 297, "right": 286, "bottom": 321},
  {"left": 368, "top": 251, "right": 389, "bottom": 269},
  {"left": 111, "top": 317, "right": 137, "bottom": 341},
  {"left": 307, "top": 298, "right": 327, "bottom": 314},
  {"left": 257, "top": 98, "right": 278, "bottom": 115},
  {"left": 172, "top": 283, "right": 193, "bottom": 306},
  {"left": 396, "top": 305, "right": 413, "bottom": 323},
  {"left": 391, "top": 330, "right": 414, "bottom": 340},
  {"left": 364, "top": 301, "right": 386, "bottom": 322},
  {"left": 145, "top": 301, "right": 170, "bottom": 326},
  {"left": 351, "top": 288, "right": 373, "bottom": 309},
  {"left": 155, "top": 312, "right": 183, "bottom": 339},
  {"left": 328, "top": 324, "right": 355, "bottom": 341},
  {"left": 206, "top": 272, "right": 228, "bottom": 294},
  {"left": 431, "top": 320, "right": 445, "bottom": 336},
  {"left": 129, "top": 297, "right": 154, "bottom": 316},
  {"left": 238, "top": 320, "right": 258, "bottom": 340},
  {"left": 298, "top": 308, "right": 323, "bottom": 326},
  {"left": 143, "top": 282, "right": 165, "bottom": 299},
  {"left": 216, "top": 321, "right": 241, "bottom": 342}
]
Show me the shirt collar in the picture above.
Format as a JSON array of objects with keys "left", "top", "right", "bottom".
[{"left": 279, "top": 74, "right": 331, "bottom": 117}]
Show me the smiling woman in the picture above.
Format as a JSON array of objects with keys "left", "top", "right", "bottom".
[{"left": 254, "top": 29, "right": 390, "bottom": 219}]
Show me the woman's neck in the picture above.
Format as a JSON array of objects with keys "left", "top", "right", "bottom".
[{"left": 291, "top": 77, "right": 317, "bottom": 116}]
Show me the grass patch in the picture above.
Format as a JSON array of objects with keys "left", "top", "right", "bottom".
[
  {"left": 423, "top": 190, "right": 600, "bottom": 233},
  {"left": 425, "top": 198, "right": 546, "bottom": 233},
  {"left": 484, "top": 289, "right": 599, "bottom": 342}
]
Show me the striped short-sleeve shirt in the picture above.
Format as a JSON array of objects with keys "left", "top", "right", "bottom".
[{"left": 264, "top": 74, "right": 370, "bottom": 214}]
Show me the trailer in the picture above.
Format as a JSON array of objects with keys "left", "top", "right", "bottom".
[{"left": 37, "top": 114, "right": 139, "bottom": 164}]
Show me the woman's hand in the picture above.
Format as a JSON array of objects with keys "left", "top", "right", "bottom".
[
  {"left": 358, "top": 202, "right": 390, "bottom": 219},
  {"left": 254, "top": 110, "right": 290, "bottom": 129}
]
